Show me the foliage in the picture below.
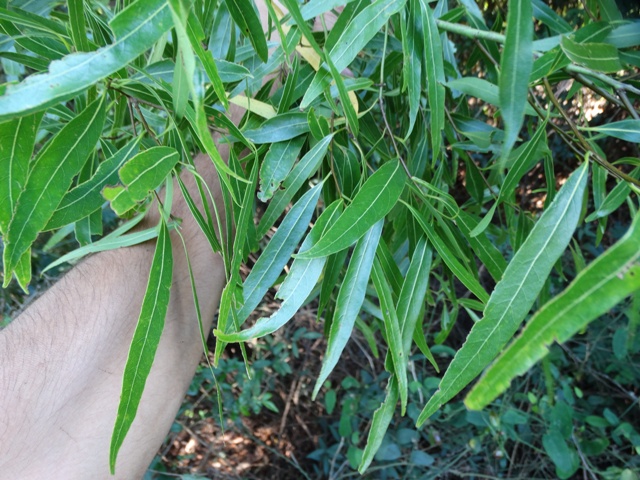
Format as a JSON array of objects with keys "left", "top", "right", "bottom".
[{"left": 1, "top": 0, "right": 639, "bottom": 476}]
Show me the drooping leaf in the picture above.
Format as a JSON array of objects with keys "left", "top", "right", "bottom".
[
  {"left": 313, "top": 220, "right": 383, "bottom": 398},
  {"left": 417, "top": 161, "right": 589, "bottom": 426},
  {"left": 0, "top": 112, "right": 43, "bottom": 234},
  {"left": 258, "top": 136, "right": 305, "bottom": 202},
  {"left": 46, "top": 137, "right": 140, "bottom": 230},
  {"left": 109, "top": 217, "right": 173, "bottom": 474},
  {"left": 499, "top": 0, "right": 533, "bottom": 166},
  {"left": 235, "top": 182, "right": 324, "bottom": 324},
  {"left": 224, "top": 0, "right": 268, "bottom": 62},
  {"left": 0, "top": 0, "right": 174, "bottom": 120},
  {"left": 372, "top": 259, "right": 408, "bottom": 413},
  {"left": 216, "top": 200, "right": 342, "bottom": 342},
  {"left": 359, "top": 376, "right": 399, "bottom": 473},
  {"left": 102, "top": 146, "right": 180, "bottom": 216},
  {"left": 418, "top": 0, "right": 445, "bottom": 159},
  {"left": 465, "top": 211, "right": 640, "bottom": 410},
  {"left": 299, "top": 160, "right": 405, "bottom": 259},
  {"left": 3, "top": 96, "right": 106, "bottom": 278}
]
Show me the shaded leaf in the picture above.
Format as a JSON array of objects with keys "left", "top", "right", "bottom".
[
  {"left": 224, "top": 0, "right": 268, "bottom": 62},
  {"left": 244, "top": 112, "right": 310, "bottom": 144}
]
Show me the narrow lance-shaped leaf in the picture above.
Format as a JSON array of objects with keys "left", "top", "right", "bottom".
[
  {"left": 216, "top": 200, "right": 343, "bottom": 342},
  {"left": 68, "top": 0, "right": 90, "bottom": 52},
  {"left": 110, "top": 216, "right": 173, "bottom": 474},
  {"left": 313, "top": 220, "right": 383, "bottom": 399},
  {"left": 299, "top": 160, "right": 405, "bottom": 259},
  {"left": 102, "top": 146, "right": 180, "bottom": 216},
  {"left": 372, "top": 259, "right": 408, "bottom": 414},
  {"left": 258, "top": 137, "right": 305, "bottom": 202},
  {"left": 416, "top": 161, "right": 589, "bottom": 426},
  {"left": 499, "top": 0, "right": 533, "bottom": 167},
  {"left": 235, "top": 182, "right": 324, "bottom": 324},
  {"left": 3, "top": 96, "right": 106, "bottom": 277},
  {"left": 45, "top": 137, "right": 140, "bottom": 230},
  {"left": 244, "top": 112, "right": 310, "bottom": 144},
  {"left": 402, "top": 0, "right": 423, "bottom": 137},
  {"left": 0, "top": 0, "right": 173, "bottom": 120},
  {"left": 419, "top": 0, "right": 445, "bottom": 159},
  {"left": 224, "top": 0, "right": 268, "bottom": 62},
  {"left": 0, "top": 112, "right": 43, "bottom": 234},
  {"left": 168, "top": 0, "right": 196, "bottom": 120},
  {"left": 466, "top": 211, "right": 640, "bottom": 410},
  {"left": 359, "top": 376, "right": 400, "bottom": 473},
  {"left": 397, "top": 236, "right": 433, "bottom": 357}
]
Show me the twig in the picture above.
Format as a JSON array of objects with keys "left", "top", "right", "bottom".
[
  {"left": 328, "top": 436, "right": 345, "bottom": 480},
  {"left": 618, "top": 89, "right": 640, "bottom": 120}
]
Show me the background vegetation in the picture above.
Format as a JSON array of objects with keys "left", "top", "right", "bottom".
[{"left": 1, "top": 0, "right": 639, "bottom": 477}]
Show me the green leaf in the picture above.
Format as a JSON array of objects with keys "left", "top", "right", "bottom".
[
  {"left": 417, "top": 161, "right": 589, "bottom": 426},
  {"left": 224, "top": 0, "right": 268, "bottom": 62},
  {"left": 257, "top": 134, "right": 333, "bottom": 237},
  {"left": 542, "top": 431, "right": 580, "bottom": 479},
  {"left": 372, "top": 259, "right": 408, "bottom": 413},
  {"left": 102, "top": 146, "right": 180, "bottom": 216},
  {"left": 465, "top": 211, "right": 640, "bottom": 410},
  {"left": 67, "top": 0, "right": 90, "bottom": 52},
  {"left": 0, "top": 0, "right": 173, "bottom": 120},
  {"left": 397, "top": 236, "right": 433, "bottom": 357},
  {"left": 235, "top": 182, "right": 324, "bottom": 324},
  {"left": 258, "top": 136, "right": 305, "bottom": 202},
  {"left": 244, "top": 112, "right": 310, "bottom": 144},
  {"left": 3, "top": 96, "right": 106, "bottom": 278},
  {"left": 110, "top": 217, "right": 173, "bottom": 474},
  {"left": 0, "top": 112, "right": 43, "bottom": 234},
  {"left": 216, "top": 200, "right": 342, "bottom": 342},
  {"left": 581, "top": 119, "right": 640, "bottom": 143},
  {"left": 499, "top": 0, "right": 533, "bottom": 165},
  {"left": 313, "top": 220, "right": 383, "bottom": 399},
  {"left": 403, "top": 0, "right": 422, "bottom": 137},
  {"left": 46, "top": 137, "right": 140, "bottom": 230},
  {"left": 359, "top": 376, "right": 399, "bottom": 473},
  {"left": 419, "top": 0, "right": 445, "bottom": 159},
  {"left": 560, "top": 35, "right": 622, "bottom": 73},
  {"left": 605, "top": 21, "right": 640, "bottom": 49},
  {"left": 301, "top": 0, "right": 406, "bottom": 108},
  {"left": 299, "top": 160, "right": 405, "bottom": 259},
  {"left": 168, "top": 0, "right": 196, "bottom": 120},
  {"left": 585, "top": 169, "right": 638, "bottom": 222},
  {"left": 404, "top": 203, "right": 490, "bottom": 304}
]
